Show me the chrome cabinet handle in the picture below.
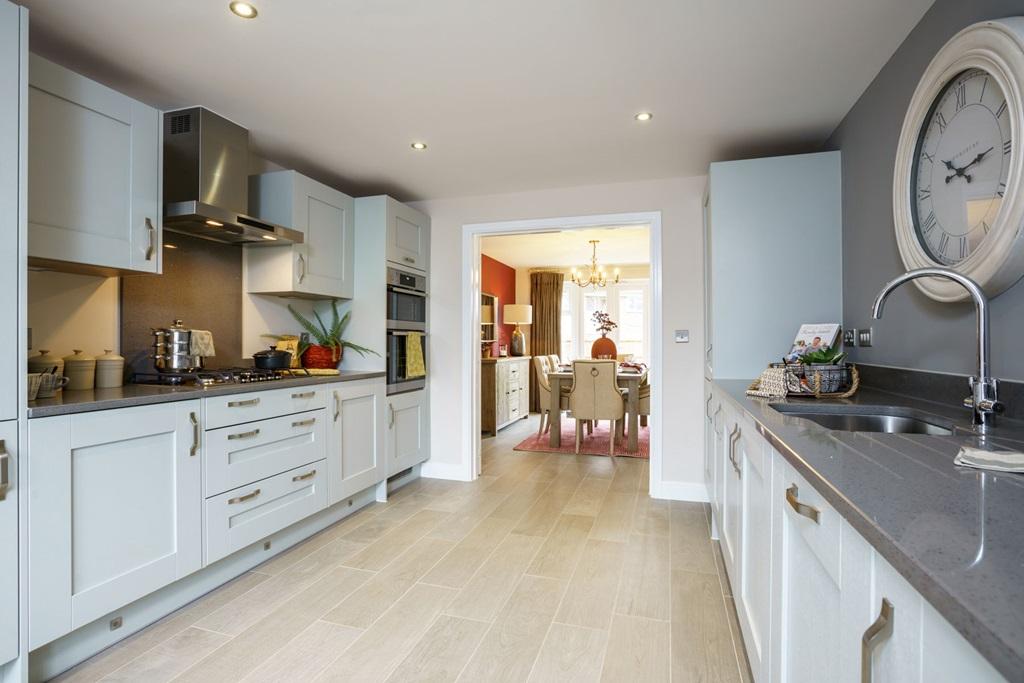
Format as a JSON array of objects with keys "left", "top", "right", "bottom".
[
  {"left": 297, "top": 253, "right": 307, "bottom": 283},
  {"left": 785, "top": 484, "right": 821, "bottom": 524},
  {"left": 145, "top": 217, "right": 156, "bottom": 261},
  {"left": 292, "top": 417, "right": 316, "bottom": 428},
  {"left": 727, "top": 424, "right": 741, "bottom": 477},
  {"left": 0, "top": 440, "right": 9, "bottom": 502},
  {"left": 333, "top": 391, "right": 340, "bottom": 422},
  {"left": 292, "top": 469, "right": 317, "bottom": 482},
  {"left": 228, "top": 398, "right": 260, "bottom": 408},
  {"left": 706, "top": 343, "right": 713, "bottom": 361},
  {"left": 389, "top": 285, "right": 426, "bottom": 298},
  {"left": 403, "top": 256, "right": 415, "bottom": 264},
  {"left": 228, "top": 428, "right": 261, "bottom": 441},
  {"left": 705, "top": 395, "right": 713, "bottom": 419},
  {"left": 189, "top": 412, "right": 199, "bottom": 456},
  {"left": 861, "top": 598, "right": 894, "bottom": 683},
  {"left": 291, "top": 391, "right": 316, "bottom": 399},
  {"left": 388, "top": 404, "right": 395, "bottom": 428},
  {"left": 228, "top": 489, "right": 261, "bottom": 505}
]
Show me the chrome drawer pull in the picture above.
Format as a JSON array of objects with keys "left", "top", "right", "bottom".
[
  {"left": 333, "top": 390, "right": 340, "bottom": 422},
  {"left": 145, "top": 217, "right": 156, "bottom": 261},
  {"left": 785, "top": 484, "right": 821, "bottom": 524},
  {"left": 403, "top": 256, "right": 415, "bottom": 264},
  {"left": 0, "top": 440, "right": 9, "bottom": 502},
  {"left": 189, "top": 412, "right": 200, "bottom": 456},
  {"left": 228, "top": 398, "right": 260, "bottom": 408},
  {"left": 291, "top": 391, "right": 316, "bottom": 399},
  {"left": 292, "top": 469, "right": 317, "bottom": 482},
  {"left": 297, "top": 253, "right": 307, "bottom": 283},
  {"left": 861, "top": 598, "right": 894, "bottom": 683},
  {"left": 727, "top": 424, "right": 741, "bottom": 477},
  {"left": 228, "top": 488, "right": 261, "bottom": 505},
  {"left": 388, "top": 404, "right": 395, "bottom": 428},
  {"left": 228, "top": 428, "right": 261, "bottom": 441},
  {"left": 292, "top": 418, "right": 316, "bottom": 428},
  {"left": 706, "top": 394, "right": 713, "bottom": 419}
]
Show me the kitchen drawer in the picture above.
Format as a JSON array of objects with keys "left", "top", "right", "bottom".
[
  {"left": 778, "top": 458, "right": 841, "bottom": 584},
  {"left": 204, "top": 385, "right": 328, "bottom": 429},
  {"left": 204, "top": 408, "right": 326, "bottom": 497},
  {"left": 204, "top": 460, "right": 327, "bottom": 565}
]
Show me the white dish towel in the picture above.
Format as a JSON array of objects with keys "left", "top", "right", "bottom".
[
  {"left": 190, "top": 330, "right": 216, "bottom": 357},
  {"left": 954, "top": 445, "right": 1024, "bottom": 473}
]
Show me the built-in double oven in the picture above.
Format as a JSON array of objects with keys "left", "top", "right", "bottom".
[{"left": 386, "top": 266, "right": 427, "bottom": 394}]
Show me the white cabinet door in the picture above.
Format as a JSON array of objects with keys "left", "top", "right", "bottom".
[
  {"left": 328, "top": 379, "right": 386, "bottom": 505},
  {"left": 720, "top": 406, "right": 741, "bottom": 577},
  {"left": 711, "top": 400, "right": 725, "bottom": 535},
  {"left": 27, "top": 54, "right": 160, "bottom": 275},
  {"left": 247, "top": 170, "right": 355, "bottom": 299},
  {"left": 770, "top": 460, "right": 843, "bottom": 683},
  {"left": 703, "top": 382, "right": 715, "bottom": 506},
  {"left": 28, "top": 401, "right": 202, "bottom": 648},
  {"left": 386, "top": 198, "right": 429, "bottom": 273},
  {"left": 736, "top": 426, "right": 772, "bottom": 681},
  {"left": 0, "top": 421, "right": 18, "bottom": 666},
  {"left": 921, "top": 600, "right": 1005, "bottom": 683},
  {"left": 387, "top": 389, "right": 427, "bottom": 476}
]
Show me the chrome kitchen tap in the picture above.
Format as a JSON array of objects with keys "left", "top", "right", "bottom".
[{"left": 871, "top": 267, "right": 1004, "bottom": 431}]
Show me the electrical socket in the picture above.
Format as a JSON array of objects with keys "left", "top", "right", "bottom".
[
  {"left": 843, "top": 328, "right": 857, "bottom": 347},
  {"left": 858, "top": 328, "right": 873, "bottom": 347}
]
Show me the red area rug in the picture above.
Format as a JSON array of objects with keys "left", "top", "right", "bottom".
[{"left": 513, "top": 419, "right": 649, "bottom": 459}]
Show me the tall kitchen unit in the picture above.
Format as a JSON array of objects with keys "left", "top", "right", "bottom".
[
  {"left": 0, "top": 0, "right": 26, "bottom": 678},
  {"left": 702, "top": 152, "right": 842, "bottom": 682}
]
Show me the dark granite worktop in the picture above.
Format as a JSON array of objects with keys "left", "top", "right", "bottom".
[
  {"left": 28, "top": 371, "right": 387, "bottom": 419},
  {"left": 715, "top": 379, "right": 1024, "bottom": 681}
]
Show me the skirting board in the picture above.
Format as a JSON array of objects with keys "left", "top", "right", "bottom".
[
  {"left": 655, "top": 480, "right": 710, "bottom": 502},
  {"left": 28, "top": 475, "right": 409, "bottom": 682},
  {"left": 420, "top": 459, "right": 473, "bottom": 481}
]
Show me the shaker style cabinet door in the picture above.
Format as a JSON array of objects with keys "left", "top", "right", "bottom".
[
  {"left": 386, "top": 198, "right": 429, "bottom": 273},
  {"left": 28, "top": 401, "right": 202, "bottom": 648},
  {"left": 386, "top": 390, "right": 427, "bottom": 477},
  {"left": 327, "top": 379, "right": 386, "bottom": 505},
  {"left": 735, "top": 427, "right": 772, "bottom": 682},
  {"left": 0, "top": 421, "right": 18, "bottom": 666},
  {"left": 247, "top": 170, "right": 355, "bottom": 299},
  {"left": 0, "top": 0, "right": 23, "bottom": 423},
  {"left": 27, "top": 54, "right": 161, "bottom": 275}
]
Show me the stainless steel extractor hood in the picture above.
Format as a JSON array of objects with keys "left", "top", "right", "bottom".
[{"left": 163, "top": 107, "right": 303, "bottom": 245}]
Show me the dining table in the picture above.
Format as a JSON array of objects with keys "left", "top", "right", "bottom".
[{"left": 547, "top": 367, "right": 646, "bottom": 453}]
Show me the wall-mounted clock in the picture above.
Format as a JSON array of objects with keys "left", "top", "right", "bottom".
[{"left": 893, "top": 18, "right": 1024, "bottom": 301}]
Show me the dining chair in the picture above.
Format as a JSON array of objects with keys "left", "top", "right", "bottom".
[
  {"left": 534, "top": 356, "right": 569, "bottom": 438},
  {"left": 568, "top": 359, "right": 626, "bottom": 456}
]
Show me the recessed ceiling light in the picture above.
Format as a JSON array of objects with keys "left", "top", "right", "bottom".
[
  {"left": 411, "top": 142, "right": 427, "bottom": 151},
  {"left": 634, "top": 112, "right": 653, "bottom": 122},
  {"left": 229, "top": 2, "right": 258, "bottom": 19},
  {"left": 205, "top": 219, "right": 224, "bottom": 227}
]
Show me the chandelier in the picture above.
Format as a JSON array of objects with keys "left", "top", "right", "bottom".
[{"left": 570, "top": 240, "right": 620, "bottom": 288}]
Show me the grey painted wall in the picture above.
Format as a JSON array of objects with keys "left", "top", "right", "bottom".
[{"left": 825, "top": 0, "right": 1024, "bottom": 381}]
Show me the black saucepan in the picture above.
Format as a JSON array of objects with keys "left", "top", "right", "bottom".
[{"left": 252, "top": 348, "right": 293, "bottom": 370}]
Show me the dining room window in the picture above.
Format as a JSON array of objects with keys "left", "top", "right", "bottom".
[{"left": 562, "top": 279, "right": 649, "bottom": 361}]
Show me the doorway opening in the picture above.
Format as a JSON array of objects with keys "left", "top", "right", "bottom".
[{"left": 461, "top": 212, "right": 664, "bottom": 496}]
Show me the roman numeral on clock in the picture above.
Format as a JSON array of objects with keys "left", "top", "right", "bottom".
[
  {"left": 938, "top": 232, "right": 950, "bottom": 256},
  {"left": 998, "top": 182, "right": 1007, "bottom": 197},
  {"left": 996, "top": 100, "right": 1007, "bottom": 118},
  {"left": 1004, "top": 140, "right": 1012, "bottom": 156},
  {"left": 955, "top": 83, "right": 967, "bottom": 111},
  {"left": 921, "top": 211, "right": 937, "bottom": 234},
  {"left": 918, "top": 187, "right": 931, "bottom": 201},
  {"left": 936, "top": 112, "right": 948, "bottom": 133},
  {"left": 959, "top": 236, "right": 969, "bottom": 259},
  {"left": 921, "top": 151, "right": 934, "bottom": 163}
]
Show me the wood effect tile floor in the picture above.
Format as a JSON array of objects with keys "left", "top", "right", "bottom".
[{"left": 53, "top": 416, "right": 752, "bottom": 683}]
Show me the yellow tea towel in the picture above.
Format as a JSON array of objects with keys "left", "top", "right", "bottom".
[{"left": 406, "top": 332, "right": 426, "bottom": 379}]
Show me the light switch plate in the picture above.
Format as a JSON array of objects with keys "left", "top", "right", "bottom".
[
  {"left": 843, "top": 328, "right": 857, "bottom": 346},
  {"left": 858, "top": 328, "right": 873, "bottom": 347},
  {"left": 674, "top": 329, "right": 689, "bottom": 343}
]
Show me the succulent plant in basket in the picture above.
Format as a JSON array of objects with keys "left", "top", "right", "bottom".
[
  {"left": 272, "top": 301, "right": 378, "bottom": 369},
  {"left": 799, "top": 345, "right": 848, "bottom": 393}
]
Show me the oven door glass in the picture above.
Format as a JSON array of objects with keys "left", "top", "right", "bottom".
[
  {"left": 387, "top": 288, "right": 427, "bottom": 330},
  {"left": 387, "top": 332, "right": 427, "bottom": 386}
]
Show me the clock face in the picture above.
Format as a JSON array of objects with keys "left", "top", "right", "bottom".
[{"left": 911, "top": 68, "right": 1012, "bottom": 265}]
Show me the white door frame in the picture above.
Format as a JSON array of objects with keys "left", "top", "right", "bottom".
[{"left": 461, "top": 211, "right": 665, "bottom": 497}]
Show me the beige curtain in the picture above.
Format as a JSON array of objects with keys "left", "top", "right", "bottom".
[{"left": 529, "top": 271, "right": 564, "bottom": 412}]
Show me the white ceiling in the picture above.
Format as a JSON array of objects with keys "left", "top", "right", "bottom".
[
  {"left": 20, "top": 0, "right": 934, "bottom": 201},
  {"left": 482, "top": 227, "right": 649, "bottom": 268}
]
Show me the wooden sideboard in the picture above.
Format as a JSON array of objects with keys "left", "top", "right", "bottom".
[{"left": 481, "top": 357, "right": 531, "bottom": 435}]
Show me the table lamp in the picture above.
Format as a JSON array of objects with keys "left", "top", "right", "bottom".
[{"left": 503, "top": 304, "right": 532, "bottom": 357}]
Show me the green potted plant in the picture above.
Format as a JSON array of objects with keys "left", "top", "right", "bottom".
[
  {"left": 278, "top": 301, "right": 377, "bottom": 369},
  {"left": 800, "top": 345, "right": 847, "bottom": 393}
]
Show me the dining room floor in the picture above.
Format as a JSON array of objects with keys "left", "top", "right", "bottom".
[{"left": 52, "top": 415, "right": 751, "bottom": 683}]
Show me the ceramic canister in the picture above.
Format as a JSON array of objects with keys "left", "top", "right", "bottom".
[
  {"left": 63, "top": 349, "right": 96, "bottom": 391},
  {"left": 28, "top": 349, "right": 64, "bottom": 377},
  {"left": 95, "top": 349, "right": 125, "bottom": 388}
]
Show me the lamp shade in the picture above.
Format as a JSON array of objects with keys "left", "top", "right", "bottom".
[{"left": 503, "top": 304, "right": 532, "bottom": 325}]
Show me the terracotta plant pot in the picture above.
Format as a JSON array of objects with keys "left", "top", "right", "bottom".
[
  {"left": 302, "top": 344, "right": 342, "bottom": 369},
  {"left": 591, "top": 334, "right": 617, "bottom": 360}
]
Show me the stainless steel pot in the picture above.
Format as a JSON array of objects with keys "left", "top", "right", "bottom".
[{"left": 151, "top": 319, "right": 200, "bottom": 373}]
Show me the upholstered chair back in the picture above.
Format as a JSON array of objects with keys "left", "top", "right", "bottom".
[{"left": 569, "top": 360, "right": 624, "bottom": 421}]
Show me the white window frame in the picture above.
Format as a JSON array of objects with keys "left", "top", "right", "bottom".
[{"left": 562, "top": 278, "right": 650, "bottom": 362}]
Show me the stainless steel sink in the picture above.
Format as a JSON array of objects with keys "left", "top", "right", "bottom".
[{"left": 771, "top": 405, "right": 954, "bottom": 435}]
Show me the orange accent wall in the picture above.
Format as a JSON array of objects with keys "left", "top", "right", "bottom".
[{"left": 481, "top": 254, "right": 516, "bottom": 356}]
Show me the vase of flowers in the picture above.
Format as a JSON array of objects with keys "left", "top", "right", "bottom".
[
  {"left": 590, "top": 311, "right": 618, "bottom": 359},
  {"left": 270, "top": 301, "right": 378, "bottom": 369}
]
